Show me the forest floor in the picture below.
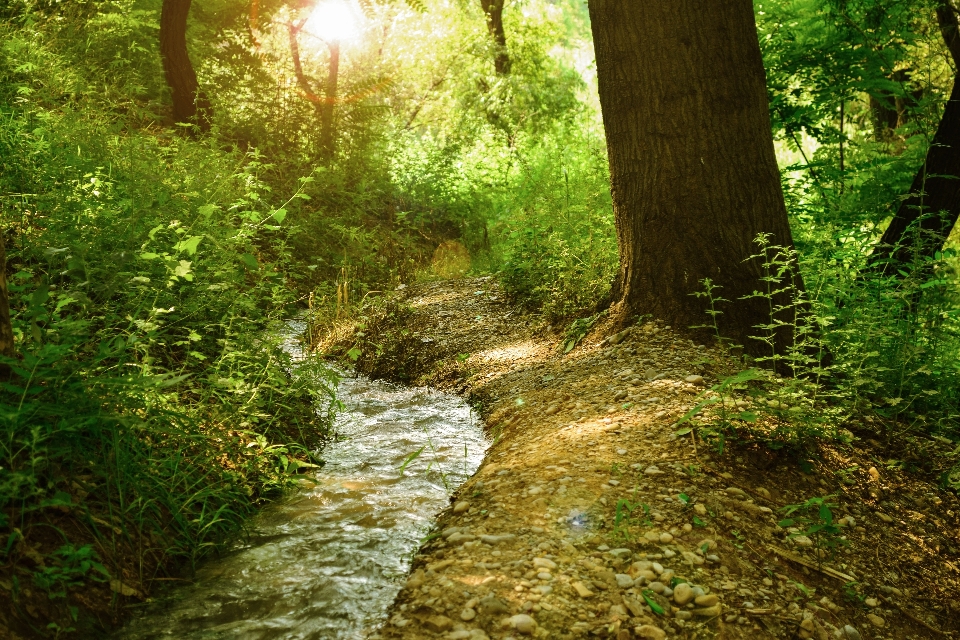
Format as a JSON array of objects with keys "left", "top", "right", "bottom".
[{"left": 319, "top": 276, "right": 960, "bottom": 640}]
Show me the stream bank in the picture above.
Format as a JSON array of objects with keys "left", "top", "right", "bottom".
[{"left": 320, "top": 277, "right": 960, "bottom": 640}]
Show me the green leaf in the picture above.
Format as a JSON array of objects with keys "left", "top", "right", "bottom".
[
  {"left": 175, "top": 235, "right": 203, "bottom": 255},
  {"left": 678, "top": 493, "right": 690, "bottom": 504},
  {"left": 198, "top": 204, "right": 217, "bottom": 218},
  {"left": 739, "top": 411, "right": 758, "bottom": 423},
  {"left": 641, "top": 590, "right": 664, "bottom": 615},
  {"left": 272, "top": 208, "right": 287, "bottom": 224},
  {"left": 778, "top": 518, "right": 794, "bottom": 527},
  {"left": 347, "top": 347, "right": 362, "bottom": 361},
  {"left": 674, "top": 427, "right": 693, "bottom": 436},
  {"left": 399, "top": 446, "right": 425, "bottom": 474},
  {"left": 139, "top": 252, "right": 160, "bottom": 260},
  {"left": 240, "top": 253, "right": 259, "bottom": 270}
]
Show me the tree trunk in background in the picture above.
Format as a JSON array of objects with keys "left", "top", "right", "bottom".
[
  {"left": 0, "top": 232, "right": 14, "bottom": 378},
  {"left": 480, "top": 0, "right": 511, "bottom": 75},
  {"left": 160, "top": 0, "right": 211, "bottom": 131},
  {"left": 587, "top": 0, "right": 803, "bottom": 358},
  {"left": 868, "top": 4, "right": 960, "bottom": 276},
  {"left": 320, "top": 41, "right": 341, "bottom": 159}
]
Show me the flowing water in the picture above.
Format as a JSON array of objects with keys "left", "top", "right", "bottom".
[{"left": 116, "top": 364, "right": 488, "bottom": 640}]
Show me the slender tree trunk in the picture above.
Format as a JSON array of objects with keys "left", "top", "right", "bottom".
[
  {"left": 0, "top": 232, "right": 14, "bottom": 378},
  {"left": 160, "top": 0, "right": 211, "bottom": 131},
  {"left": 320, "top": 41, "right": 340, "bottom": 158},
  {"left": 867, "top": 3, "right": 960, "bottom": 276},
  {"left": 588, "top": 0, "right": 803, "bottom": 358},
  {"left": 480, "top": 0, "right": 510, "bottom": 75}
]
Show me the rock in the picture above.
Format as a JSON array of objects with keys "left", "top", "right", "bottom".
[
  {"left": 695, "top": 594, "right": 719, "bottom": 607},
  {"left": 635, "top": 624, "right": 667, "bottom": 640},
  {"left": 840, "top": 625, "right": 862, "bottom": 640},
  {"left": 644, "top": 465, "right": 664, "bottom": 476},
  {"left": 572, "top": 581, "right": 594, "bottom": 598},
  {"left": 405, "top": 570, "right": 426, "bottom": 589},
  {"left": 697, "top": 538, "right": 717, "bottom": 551},
  {"left": 454, "top": 501, "right": 470, "bottom": 514},
  {"left": 615, "top": 574, "right": 634, "bottom": 588},
  {"left": 424, "top": 615, "right": 453, "bottom": 633},
  {"left": 692, "top": 605, "right": 723, "bottom": 617},
  {"left": 684, "top": 375, "right": 705, "bottom": 385},
  {"left": 681, "top": 551, "right": 704, "bottom": 566},
  {"left": 673, "top": 583, "right": 694, "bottom": 605},
  {"left": 725, "top": 487, "right": 747, "bottom": 498},
  {"left": 694, "top": 503, "right": 707, "bottom": 516},
  {"left": 756, "top": 487, "right": 771, "bottom": 499},
  {"left": 533, "top": 557, "right": 557, "bottom": 570},
  {"left": 863, "top": 597, "right": 878, "bottom": 608},
  {"left": 447, "top": 532, "right": 476, "bottom": 544},
  {"left": 877, "top": 512, "right": 893, "bottom": 524},
  {"left": 460, "top": 608, "right": 477, "bottom": 621},
  {"left": 507, "top": 614, "right": 537, "bottom": 635},
  {"left": 478, "top": 595, "right": 510, "bottom": 616},
  {"left": 792, "top": 535, "right": 814, "bottom": 547},
  {"left": 623, "top": 596, "right": 644, "bottom": 617},
  {"left": 480, "top": 534, "right": 516, "bottom": 545},
  {"left": 648, "top": 581, "right": 666, "bottom": 594},
  {"left": 659, "top": 533, "right": 674, "bottom": 543},
  {"left": 865, "top": 614, "right": 885, "bottom": 628}
]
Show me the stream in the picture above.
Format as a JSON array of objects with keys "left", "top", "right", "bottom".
[{"left": 116, "top": 358, "right": 489, "bottom": 639}]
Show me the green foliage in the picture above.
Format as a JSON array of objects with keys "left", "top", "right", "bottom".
[{"left": 778, "top": 495, "right": 848, "bottom": 569}]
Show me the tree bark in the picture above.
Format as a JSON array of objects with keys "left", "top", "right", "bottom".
[
  {"left": 867, "top": 5, "right": 960, "bottom": 276},
  {"left": 480, "top": 0, "right": 511, "bottom": 75},
  {"left": 0, "top": 232, "right": 14, "bottom": 378},
  {"left": 160, "top": 0, "right": 211, "bottom": 131},
  {"left": 320, "top": 41, "right": 340, "bottom": 158},
  {"left": 588, "top": 0, "right": 803, "bottom": 358}
]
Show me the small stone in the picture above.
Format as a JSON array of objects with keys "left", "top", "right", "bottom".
[
  {"left": 865, "top": 614, "right": 885, "bottom": 628},
  {"left": 644, "top": 465, "right": 664, "bottom": 475},
  {"left": 697, "top": 538, "right": 717, "bottom": 551},
  {"left": 695, "top": 594, "right": 719, "bottom": 607},
  {"left": 507, "top": 614, "right": 537, "bottom": 635},
  {"left": 615, "top": 574, "right": 634, "bottom": 588},
  {"left": 454, "top": 501, "right": 470, "bottom": 514},
  {"left": 756, "top": 487, "right": 771, "bottom": 499},
  {"left": 659, "top": 533, "right": 674, "bottom": 543},
  {"left": 424, "top": 615, "right": 453, "bottom": 633},
  {"left": 533, "top": 557, "right": 557, "bottom": 570},
  {"left": 863, "top": 597, "right": 878, "bottom": 608},
  {"left": 460, "top": 608, "right": 477, "bottom": 621},
  {"left": 572, "top": 581, "right": 594, "bottom": 598},
  {"left": 877, "top": 512, "right": 893, "bottom": 524},
  {"left": 478, "top": 595, "right": 510, "bottom": 616},
  {"left": 617, "top": 448, "right": 628, "bottom": 455},
  {"left": 635, "top": 624, "right": 666, "bottom": 640},
  {"left": 673, "top": 583, "right": 694, "bottom": 605},
  {"left": 792, "top": 535, "right": 814, "bottom": 547},
  {"left": 694, "top": 503, "right": 707, "bottom": 515},
  {"left": 840, "top": 625, "right": 862, "bottom": 640},
  {"left": 480, "top": 534, "right": 516, "bottom": 545},
  {"left": 648, "top": 581, "right": 666, "bottom": 594},
  {"left": 692, "top": 604, "right": 722, "bottom": 617},
  {"left": 684, "top": 375, "right": 705, "bottom": 385}
]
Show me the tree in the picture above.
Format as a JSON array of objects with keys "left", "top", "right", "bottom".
[
  {"left": 868, "top": 1, "right": 960, "bottom": 276},
  {"left": 587, "top": 0, "right": 803, "bottom": 357},
  {"left": 160, "top": 0, "right": 211, "bottom": 131},
  {"left": 480, "top": 0, "right": 510, "bottom": 75}
]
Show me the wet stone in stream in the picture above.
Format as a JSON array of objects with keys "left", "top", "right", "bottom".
[{"left": 115, "top": 373, "right": 489, "bottom": 640}]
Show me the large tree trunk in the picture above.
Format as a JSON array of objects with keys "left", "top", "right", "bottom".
[
  {"left": 868, "top": 4, "right": 960, "bottom": 276},
  {"left": 160, "top": 0, "right": 211, "bottom": 131},
  {"left": 588, "top": 0, "right": 802, "bottom": 358},
  {"left": 0, "top": 232, "right": 14, "bottom": 378},
  {"left": 480, "top": 0, "right": 510, "bottom": 75},
  {"left": 320, "top": 41, "right": 340, "bottom": 159}
]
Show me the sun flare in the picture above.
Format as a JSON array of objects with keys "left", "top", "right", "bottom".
[{"left": 303, "top": 0, "right": 363, "bottom": 44}]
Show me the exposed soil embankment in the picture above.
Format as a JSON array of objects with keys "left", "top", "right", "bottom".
[{"left": 319, "top": 277, "right": 960, "bottom": 640}]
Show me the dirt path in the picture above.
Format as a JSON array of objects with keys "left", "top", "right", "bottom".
[{"left": 319, "top": 277, "right": 960, "bottom": 640}]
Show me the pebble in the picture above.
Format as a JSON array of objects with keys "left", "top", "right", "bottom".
[
  {"left": 863, "top": 597, "right": 878, "bottom": 608},
  {"left": 460, "top": 608, "right": 476, "bottom": 621},
  {"left": 533, "top": 557, "right": 557, "bottom": 570},
  {"left": 635, "top": 624, "right": 666, "bottom": 640},
  {"left": 877, "top": 512, "right": 893, "bottom": 523},
  {"left": 695, "top": 594, "right": 719, "bottom": 607},
  {"left": 453, "top": 501, "right": 470, "bottom": 514},
  {"left": 673, "top": 583, "right": 694, "bottom": 605},
  {"left": 424, "top": 615, "right": 453, "bottom": 632},
  {"left": 480, "top": 534, "right": 516, "bottom": 545},
  {"left": 838, "top": 625, "right": 862, "bottom": 640},
  {"left": 615, "top": 574, "right": 634, "bottom": 588},
  {"left": 684, "top": 375, "right": 705, "bottom": 385},
  {"left": 506, "top": 614, "right": 537, "bottom": 635},
  {"left": 572, "top": 581, "right": 594, "bottom": 598},
  {"left": 865, "top": 613, "right": 885, "bottom": 628}
]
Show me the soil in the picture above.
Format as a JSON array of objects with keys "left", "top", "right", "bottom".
[{"left": 318, "top": 276, "right": 960, "bottom": 640}]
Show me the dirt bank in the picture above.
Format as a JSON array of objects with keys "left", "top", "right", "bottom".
[{"left": 318, "top": 277, "right": 960, "bottom": 640}]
